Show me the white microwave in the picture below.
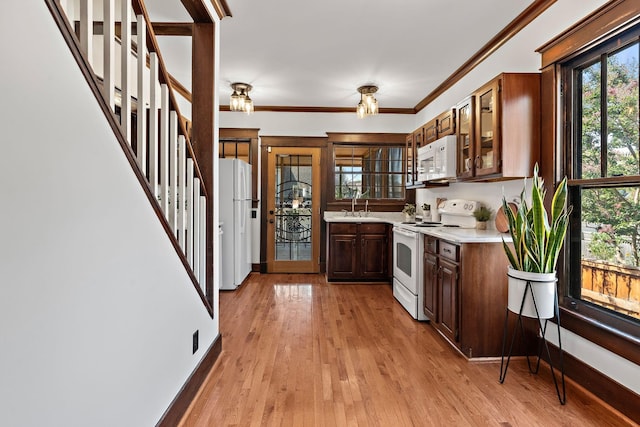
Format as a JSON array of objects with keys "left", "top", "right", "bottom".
[{"left": 416, "top": 135, "right": 457, "bottom": 182}]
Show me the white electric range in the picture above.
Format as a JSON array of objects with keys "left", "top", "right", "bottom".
[{"left": 392, "top": 199, "right": 481, "bottom": 321}]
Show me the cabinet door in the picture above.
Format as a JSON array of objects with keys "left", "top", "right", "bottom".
[
  {"left": 328, "top": 234, "right": 357, "bottom": 279},
  {"left": 414, "top": 128, "right": 424, "bottom": 148},
  {"left": 436, "top": 109, "right": 456, "bottom": 137},
  {"left": 439, "top": 258, "right": 459, "bottom": 342},
  {"left": 423, "top": 252, "right": 438, "bottom": 320},
  {"left": 474, "top": 79, "right": 501, "bottom": 177},
  {"left": 405, "top": 133, "right": 415, "bottom": 186},
  {"left": 424, "top": 119, "right": 437, "bottom": 144},
  {"left": 360, "top": 233, "right": 387, "bottom": 278},
  {"left": 456, "top": 96, "right": 474, "bottom": 179}
]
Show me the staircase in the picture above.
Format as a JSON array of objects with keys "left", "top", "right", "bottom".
[{"left": 46, "top": 0, "right": 213, "bottom": 315}]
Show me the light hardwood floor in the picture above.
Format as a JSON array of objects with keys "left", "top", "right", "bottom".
[{"left": 180, "top": 273, "right": 634, "bottom": 426}]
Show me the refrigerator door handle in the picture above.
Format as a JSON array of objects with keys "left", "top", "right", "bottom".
[
  {"left": 239, "top": 163, "right": 247, "bottom": 200},
  {"left": 240, "top": 200, "right": 246, "bottom": 233}
]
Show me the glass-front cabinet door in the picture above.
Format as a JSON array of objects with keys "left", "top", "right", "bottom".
[
  {"left": 456, "top": 96, "right": 474, "bottom": 179},
  {"left": 474, "top": 80, "right": 501, "bottom": 177},
  {"left": 405, "top": 133, "right": 414, "bottom": 187}
]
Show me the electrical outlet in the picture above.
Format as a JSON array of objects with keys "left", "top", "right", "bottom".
[{"left": 192, "top": 330, "right": 199, "bottom": 354}]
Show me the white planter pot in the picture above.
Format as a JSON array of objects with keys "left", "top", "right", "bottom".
[{"left": 507, "top": 267, "right": 557, "bottom": 319}]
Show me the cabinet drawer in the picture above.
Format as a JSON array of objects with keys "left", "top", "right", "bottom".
[
  {"left": 439, "top": 241, "right": 459, "bottom": 262},
  {"left": 329, "top": 223, "right": 358, "bottom": 234},
  {"left": 424, "top": 236, "right": 438, "bottom": 254},
  {"left": 359, "top": 223, "right": 387, "bottom": 234}
]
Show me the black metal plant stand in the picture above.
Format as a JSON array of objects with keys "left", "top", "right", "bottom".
[{"left": 499, "top": 277, "right": 566, "bottom": 405}]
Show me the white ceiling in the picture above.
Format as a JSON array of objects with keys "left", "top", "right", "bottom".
[{"left": 146, "top": 0, "right": 535, "bottom": 110}]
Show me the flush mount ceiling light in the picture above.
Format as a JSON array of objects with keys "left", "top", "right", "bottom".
[
  {"left": 356, "top": 85, "right": 379, "bottom": 119},
  {"left": 230, "top": 82, "right": 254, "bottom": 114}
]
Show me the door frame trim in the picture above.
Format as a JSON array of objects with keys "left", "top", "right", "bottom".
[{"left": 261, "top": 140, "right": 326, "bottom": 273}]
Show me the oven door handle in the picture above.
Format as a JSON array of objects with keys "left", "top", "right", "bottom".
[{"left": 393, "top": 228, "right": 418, "bottom": 238}]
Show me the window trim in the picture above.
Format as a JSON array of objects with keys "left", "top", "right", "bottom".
[
  {"left": 334, "top": 145, "right": 405, "bottom": 200},
  {"left": 555, "top": 21, "right": 640, "bottom": 363},
  {"left": 326, "top": 133, "right": 414, "bottom": 212},
  {"left": 219, "top": 128, "right": 260, "bottom": 207}
]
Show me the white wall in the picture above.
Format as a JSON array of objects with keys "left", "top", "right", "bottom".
[
  {"left": 220, "top": 110, "right": 416, "bottom": 136},
  {"left": 415, "top": 180, "right": 526, "bottom": 225},
  {"left": 0, "top": 3, "right": 218, "bottom": 426}
]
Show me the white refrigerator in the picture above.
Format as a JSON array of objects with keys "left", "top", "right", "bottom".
[{"left": 219, "top": 158, "right": 252, "bottom": 290}]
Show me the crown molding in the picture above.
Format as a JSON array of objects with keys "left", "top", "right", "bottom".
[
  {"left": 414, "top": 0, "right": 557, "bottom": 112},
  {"left": 219, "top": 105, "right": 416, "bottom": 114}
]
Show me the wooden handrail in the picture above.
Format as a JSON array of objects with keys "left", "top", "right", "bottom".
[{"left": 45, "top": 0, "right": 213, "bottom": 316}]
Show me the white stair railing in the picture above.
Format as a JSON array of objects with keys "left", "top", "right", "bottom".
[{"left": 55, "top": 0, "right": 210, "bottom": 304}]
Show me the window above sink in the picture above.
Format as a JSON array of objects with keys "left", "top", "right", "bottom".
[{"left": 327, "top": 132, "right": 414, "bottom": 212}]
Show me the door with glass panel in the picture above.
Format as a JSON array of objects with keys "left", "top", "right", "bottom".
[{"left": 266, "top": 147, "right": 321, "bottom": 273}]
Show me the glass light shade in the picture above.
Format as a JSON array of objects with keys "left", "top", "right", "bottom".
[
  {"left": 244, "top": 95, "right": 254, "bottom": 114},
  {"left": 356, "top": 100, "right": 367, "bottom": 119},
  {"left": 230, "top": 92, "right": 242, "bottom": 111},
  {"left": 369, "top": 99, "right": 378, "bottom": 115},
  {"left": 237, "top": 94, "right": 246, "bottom": 110},
  {"left": 364, "top": 94, "right": 374, "bottom": 107}
]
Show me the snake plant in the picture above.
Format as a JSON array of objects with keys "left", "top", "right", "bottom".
[{"left": 502, "top": 164, "right": 572, "bottom": 274}]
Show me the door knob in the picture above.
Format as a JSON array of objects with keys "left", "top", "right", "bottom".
[
  {"left": 269, "top": 210, "right": 275, "bottom": 215},
  {"left": 269, "top": 219, "right": 274, "bottom": 224}
]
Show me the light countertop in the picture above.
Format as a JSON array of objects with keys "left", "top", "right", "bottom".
[{"left": 323, "top": 211, "right": 512, "bottom": 244}]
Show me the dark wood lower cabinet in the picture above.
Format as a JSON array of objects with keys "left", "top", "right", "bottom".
[
  {"left": 360, "top": 232, "right": 388, "bottom": 278},
  {"left": 424, "top": 235, "right": 526, "bottom": 359},
  {"left": 439, "top": 258, "right": 459, "bottom": 342},
  {"left": 327, "top": 222, "right": 390, "bottom": 281},
  {"left": 328, "top": 232, "right": 357, "bottom": 279},
  {"left": 423, "top": 251, "right": 438, "bottom": 320}
]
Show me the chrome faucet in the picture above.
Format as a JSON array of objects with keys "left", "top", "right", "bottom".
[{"left": 351, "top": 197, "right": 357, "bottom": 216}]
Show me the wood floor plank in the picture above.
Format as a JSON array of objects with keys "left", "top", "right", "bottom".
[{"left": 180, "top": 273, "right": 635, "bottom": 427}]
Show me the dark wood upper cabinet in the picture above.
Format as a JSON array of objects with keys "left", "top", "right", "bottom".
[
  {"left": 436, "top": 109, "right": 456, "bottom": 137},
  {"left": 456, "top": 96, "right": 475, "bottom": 179},
  {"left": 457, "top": 73, "right": 540, "bottom": 181},
  {"left": 405, "top": 133, "right": 415, "bottom": 187},
  {"left": 423, "top": 118, "right": 438, "bottom": 144},
  {"left": 473, "top": 78, "right": 501, "bottom": 177}
]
